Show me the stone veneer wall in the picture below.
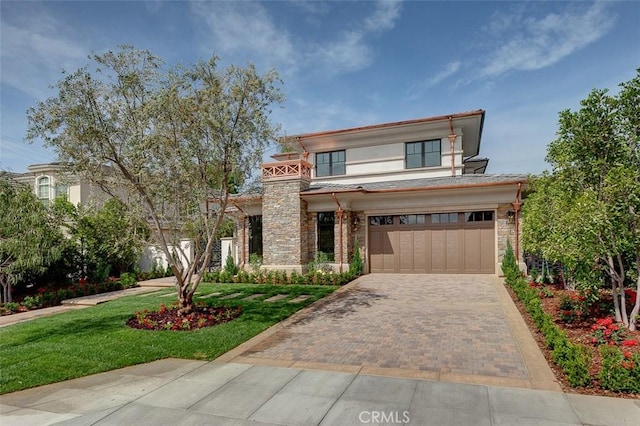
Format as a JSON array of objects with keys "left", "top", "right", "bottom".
[
  {"left": 497, "top": 203, "right": 523, "bottom": 266},
  {"left": 262, "top": 179, "right": 310, "bottom": 272}
]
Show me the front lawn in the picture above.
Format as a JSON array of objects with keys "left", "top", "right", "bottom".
[{"left": 0, "top": 283, "right": 337, "bottom": 394}]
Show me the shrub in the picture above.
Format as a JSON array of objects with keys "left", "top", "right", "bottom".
[
  {"left": 21, "top": 295, "right": 41, "bottom": 310},
  {"left": 599, "top": 345, "right": 640, "bottom": 393},
  {"left": 349, "top": 239, "right": 364, "bottom": 276},
  {"left": 501, "top": 240, "right": 519, "bottom": 280},
  {"left": 503, "top": 263, "right": 592, "bottom": 388},
  {"left": 249, "top": 253, "right": 263, "bottom": 274},
  {"left": 202, "top": 270, "right": 220, "bottom": 283},
  {"left": 120, "top": 272, "right": 138, "bottom": 288},
  {"left": 224, "top": 248, "right": 238, "bottom": 276},
  {"left": 552, "top": 342, "right": 591, "bottom": 387},
  {"left": 558, "top": 293, "right": 585, "bottom": 323},
  {"left": 590, "top": 317, "right": 628, "bottom": 346},
  {"left": 308, "top": 252, "right": 333, "bottom": 274},
  {"left": 3, "top": 302, "right": 20, "bottom": 313}
]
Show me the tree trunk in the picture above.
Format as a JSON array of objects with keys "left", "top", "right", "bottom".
[
  {"left": 0, "top": 277, "right": 12, "bottom": 304},
  {"left": 177, "top": 286, "right": 194, "bottom": 316},
  {"left": 629, "top": 273, "right": 640, "bottom": 331}
]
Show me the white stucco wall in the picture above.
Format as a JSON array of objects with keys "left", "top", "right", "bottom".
[{"left": 138, "top": 239, "right": 194, "bottom": 272}]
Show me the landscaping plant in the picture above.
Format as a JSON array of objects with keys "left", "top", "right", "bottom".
[
  {"left": 27, "top": 45, "right": 284, "bottom": 315},
  {"left": 522, "top": 70, "right": 640, "bottom": 330}
]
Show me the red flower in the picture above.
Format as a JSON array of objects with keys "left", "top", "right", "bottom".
[
  {"left": 596, "top": 317, "right": 613, "bottom": 326},
  {"left": 609, "top": 324, "right": 619, "bottom": 331},
  {"left": 624, "top": 351, "right": 632, "bottom": 359},
  {"left": 622, "top": 339, "right": 639, "bottom": 347}
]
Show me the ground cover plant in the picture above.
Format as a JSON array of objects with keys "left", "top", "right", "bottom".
[
  {"left": 0, "top": 275, "right": 138, "bottom": 316},
  {"left": 502, "top": 243, "right": 640, "bottom": 396},
  {"left": 0, "top": 283, "right": 337, "bottom": 394}
]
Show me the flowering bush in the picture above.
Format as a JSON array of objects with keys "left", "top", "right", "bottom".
[
  {"left": 559, "top": 293, "right": 586, "bottom": 323},
  {"left": 128, "top": 303, "right": 242, "bottom": 331},
  {"left": 599, "top": 345, "right": 640, "bottom": 393},
  {"left": 590, "top": 318, "right": 628, "bottom": 346}
]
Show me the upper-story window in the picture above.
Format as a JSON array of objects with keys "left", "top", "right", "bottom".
[
  {"left": 406, "top": 140, "right": 441, "bottom": 169},
  {"left": 55, "top": 183, "right": 68, "bottom": 199},
  {"left": 316, "top": 150, "right": 345, "bottom": 177},
  {"left": 37, "top": 176, "right": 50, "bottom": 200}
]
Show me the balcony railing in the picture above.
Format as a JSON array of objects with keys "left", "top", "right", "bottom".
[{"left": 261, "top": 159, "right": 312, "bottom": 182}]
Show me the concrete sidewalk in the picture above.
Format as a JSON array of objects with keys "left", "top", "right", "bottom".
[{"left": 1, "top": 359, "right": 638, "bottom": 426}]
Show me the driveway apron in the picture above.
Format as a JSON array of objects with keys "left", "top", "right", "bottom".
[{"left": 221, "top": 274, "right": 560, "bottom": 391}]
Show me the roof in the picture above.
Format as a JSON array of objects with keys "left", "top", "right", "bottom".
[
  {"left": 284, "top": 110, "right": 486, "bottom": 159},
  {"left": 289, "top": 110, "right": 485, "bottom": 140},
  {"left": 301, "top": 174, "right": 527, "bottom": 196}
]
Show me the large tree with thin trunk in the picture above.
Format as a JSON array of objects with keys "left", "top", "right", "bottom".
[
  {"left": 0, "top": 177, "right": 64, "bottom": 303},
  {"left": 523, "top": 69, "right": 640, "bottom": 329},
  {"left": 26, "top": 46, "right": 283, "bottom": 314}
]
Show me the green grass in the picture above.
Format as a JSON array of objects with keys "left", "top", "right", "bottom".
[{"left": 0, "top": 283, "right": 337, "bottom": 394}]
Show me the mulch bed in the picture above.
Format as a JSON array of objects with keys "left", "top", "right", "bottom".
[
  {"left": 126, "top": 305, "right": 242, "bottom": 331},
  {"left": 504, "top": 283, "right": 640, "bottom": 399}
]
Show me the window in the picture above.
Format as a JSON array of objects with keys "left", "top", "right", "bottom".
[
  {"left": 317, "top": 212, "right": 335, "bottom": 260},
  {"left": 431, "top": 213, "right": 458, "bottom": 224},
  {"left": 54, "top": 183, "right": 68, "bottom": 199},
  {"left": 316, "top": 150, "right": 345, "bottom": 177},
  {"left": 465, "top": 211, "right": 494, "bottom": 222},
  {"left": 399, "top": 214, "right": 426, "bottom": 225},
  {"left": 369, "top": 215, "right": 394, "bottom": 226},
  {"left": 248, "top": 216, "right": 263, "bottom": 256},
  {"left": 37, "top": 176, "right": 50, "bottom": 200},
  {"left": 406, "top": 140, "right": 441, "bottom": 169}
]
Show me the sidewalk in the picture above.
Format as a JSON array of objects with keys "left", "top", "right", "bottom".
[{"left": 1, "top": 359, "right": 638, "bottom": 425}]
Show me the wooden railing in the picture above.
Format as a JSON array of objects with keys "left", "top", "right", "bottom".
[{"left": 261, "top": 159, "right": 312, "bottom": 181}]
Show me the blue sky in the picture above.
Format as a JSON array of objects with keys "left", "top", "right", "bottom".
[{"left": 1, "top": 0, "right": 638, "bottom": 174}]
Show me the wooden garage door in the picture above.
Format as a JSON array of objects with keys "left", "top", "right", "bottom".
[{"left": 368, "top": 211, "right": 495, "bottom": 273}]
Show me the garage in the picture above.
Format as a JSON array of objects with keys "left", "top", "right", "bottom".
[{"left": 368, "top": 211, "right": 495, "bottom": 273}]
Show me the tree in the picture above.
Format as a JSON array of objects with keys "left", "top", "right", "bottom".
[
  {"left": 0, "top": 177, "right": 65, "bottom": 302},
  {"left": 523, "top": 69, "right": 640, "bottom": 329},
  {"left": 60, "top": 198, "right": 148, "bottom": 281},
  {"left": 26, "top": 46, "right": 283, "bottom": 314}
]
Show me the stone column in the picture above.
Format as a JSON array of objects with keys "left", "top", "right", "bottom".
[{"left": 261, "top": 160, "right": 311, "bottom": 273}]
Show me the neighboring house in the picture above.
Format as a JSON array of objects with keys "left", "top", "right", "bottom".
[
  {"left": 7, "top": 162, "right": 190, "bottom": 274},
  {"left": 230, "top": 110, "right": 526, "bottom": 275},
  {"left": 10, "top": 162, "right": 101, "bottom": 207}
]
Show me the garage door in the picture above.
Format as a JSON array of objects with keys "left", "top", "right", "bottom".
[{"left": 368, "top": 211, "right": 495, "bottom": 273}]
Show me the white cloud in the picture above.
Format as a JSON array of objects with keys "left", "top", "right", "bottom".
[
  {"left": 405, "top": 61, "right": 461, "bottom": 100},
  {"left": 480, "top": 1, "right": 615, "bottom": 77},
  {"left": 190, "top": 0, "right": 403, "bottom": 76},
  {"left": 1, "top": 9, "right": 87, "bottom": 99},
  {"left": 309, "top": 31, "right": 373, "bottom": 74},
  {"left": 308, "top": 0, "right": 403, "bottom": 74},
  {"left": 364, "top": 0, "right": 402, "bottom": 32},
  {"left": 189, "top": 1, "right": 296, "bottom": 72}
]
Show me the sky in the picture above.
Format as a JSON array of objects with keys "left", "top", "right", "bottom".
[{"left": 1, "top": 0, "right": 638, "bottom": 175}]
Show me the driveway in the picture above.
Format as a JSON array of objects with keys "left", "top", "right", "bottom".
[{"left": 220, "top": 274, "right": 559, "bottom": 391}]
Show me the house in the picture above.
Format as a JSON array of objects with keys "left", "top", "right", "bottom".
[
  {"left": 229, "top": 110, "right": 526, "bottom": 275},
  {"left": 9, "top": 162, "right": 104, "bottom": 207},
  {"left": 7, "top": 162, "right": 192, "bottom": 274}
]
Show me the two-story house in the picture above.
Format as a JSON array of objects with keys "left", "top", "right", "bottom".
[
  {"left": 230, "top": 110, "right": 525, "bottom": 275},
  {"left": 9, "top": 162, "right": 101, "bottom": 207}
]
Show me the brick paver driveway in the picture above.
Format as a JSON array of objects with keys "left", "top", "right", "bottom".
[{"left": 222, "top": 274, "right": 559, "bottom": 390}]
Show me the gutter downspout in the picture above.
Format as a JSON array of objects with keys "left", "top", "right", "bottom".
[
  {"left": 512, "top": 183, "right": 523, "bottom": 263},
  {"left": 230, "top": 202, "right": 247, "bottom": 269},
  {"left": 331, "top": 193, "right": 344, "bottom": 273},
  {"left": 296, "top": 137, "right": 310, "bottom": 162},
  {"left": 448, "top": 116, "right": 456, "bottom": 177}
]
